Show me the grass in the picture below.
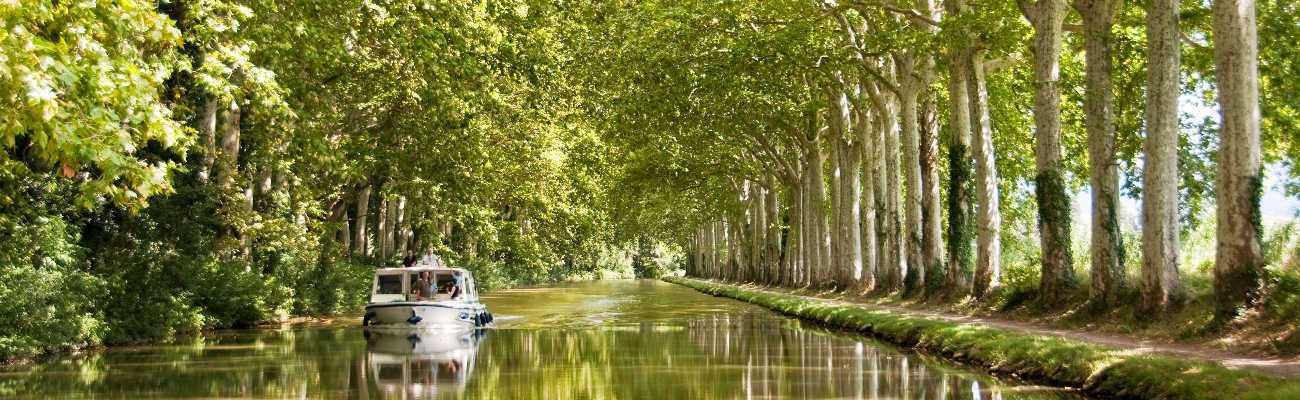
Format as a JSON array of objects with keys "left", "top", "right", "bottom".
[{"left": 666, "top": 276, "right": 1300, "bottom": 400}]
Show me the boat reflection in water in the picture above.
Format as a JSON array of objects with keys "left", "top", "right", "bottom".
[{"left": 362, "top": 328, "right": 486, "bottom": 399}]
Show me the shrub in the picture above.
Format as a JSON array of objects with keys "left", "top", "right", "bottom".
[{"left": 0, "top": 216, "right": 106, "bottom": 359}]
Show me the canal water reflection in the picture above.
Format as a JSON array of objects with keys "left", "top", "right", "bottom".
[{"left": 0, "top": 280, "right": 1083, "bottom": 399}]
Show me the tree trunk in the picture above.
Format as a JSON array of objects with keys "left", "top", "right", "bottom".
[
  {"left": 812, "top": 144, "right": 833, "bottom": 288},
  {"left": 1075, "top": 0, "right": 1126, "bottom": 309},
  {"left": 341, "top": 210, "right": 351, "bottom": 250},
  {"left": 857, "top": 108, "right": 879, "bottom": 291},
  {"left": 196, "top": 97, "right": 217, "bottom": 182},
  {"left": 826, "top": 86, "right": 863, "bottom": 289},
  {"left": 766, "top": 176, "right": 783, "bottom": 285},
  {"left": 843, "top": 141, "right": 863, "bottom": 290},
  {"left": 1021, "top": 0, "right": 1076, "bottom": 306},
  {"left": 1211, "top": 0, "right": 1264, "bottom": 326},
  {"left": 376, "top": 195, "right": 390, "bottom": 260},
  {"left": 215, "top": 100, "right": 241, "bottom": 190},
  {"left": 392, "top": 197, "right": 403, "bottom": 255},
  {"left": 1144, "top": 0, "right": 1186, "bottom": 314},
  {"left": 920, "top": 96, "right": 946, "bottom": 294},
  {"left": 353, "top": 185, "right": 371, "bottom": 255},
  {"left": 751, "top": 182, "right": 765, "bottom": 283},
  {"left": 898, "top": 55, "right": 926, "bottom": 295},
  {"left": 945, "top": 43, "right": 974, "bottom": 296},
  {"left": 968, "top": 49, "right": 1003, "bottom": 298},
  {"left": 885, "top": 98, "right": 905, "bottom": 292},
  {"left": 714, "top": 220, "right": 725, "bottom": 279},
  {"left": 829, "top": 131, "right": 845, "bottom": 285},
  {"left": 693, "top": 227, "right": 704, "bottom": 277},
  {"left": 789, "top": 179, "right": 804, "bottom": 286}
]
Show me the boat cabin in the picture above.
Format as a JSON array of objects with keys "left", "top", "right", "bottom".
[{"left": 370, "top": 267, "right": 479, "bottom": 303}]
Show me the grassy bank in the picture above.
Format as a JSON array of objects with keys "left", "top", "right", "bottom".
[{"left": 666, "top": 277, "right": 1300, "bottom": 400}]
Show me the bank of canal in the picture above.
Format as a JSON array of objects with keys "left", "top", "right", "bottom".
[
  {"left": 666, "top": 277, "right": 1300, "bottom": 400},
  {"left": 3, "top": 279, "right": 1083, "bottom": 399}
]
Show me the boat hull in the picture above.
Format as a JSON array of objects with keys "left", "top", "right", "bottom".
[{"left": 364, "top": 301, "right": 492, "bottom": 330}]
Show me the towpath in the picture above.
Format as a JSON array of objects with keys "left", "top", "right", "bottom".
[{"left": 686, "top": 278, "right": 1300, "bottom": 379}]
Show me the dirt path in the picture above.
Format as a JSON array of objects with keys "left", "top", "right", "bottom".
[{"left": 688, "top": 278, "right": 1300, "bottom": 379}]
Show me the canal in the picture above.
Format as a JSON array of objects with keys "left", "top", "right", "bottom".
[{"left": 0, "top": 280, "right": 1083, "bottom": 399}]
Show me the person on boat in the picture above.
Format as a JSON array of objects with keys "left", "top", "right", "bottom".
[
  {"left": 402, "top": 250, "right": 417, "bottom": 268},
  {"left": 419, "top": 249, "right": 445, "bottom": 268},
  {"left": 448, "top": 273, "right": 463, "bottom": 300},
  {"left": 415, "top": 271, "right": 434, "bottom": 300}
]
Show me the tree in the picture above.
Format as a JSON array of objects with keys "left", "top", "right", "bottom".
[
  {"left": 1074, "top": 0, "right": 1126, "bottom": 309},
  {"left": 1140, "top": 0, "right": 1183, "bottom": 315},
  {"left": 1018, "top": 0, "right": 1076, "bottom": 306},
  {"left": 1211, "top": 0, "right": 1264, "bottom": 327}
]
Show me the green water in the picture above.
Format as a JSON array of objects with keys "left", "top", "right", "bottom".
[{"left": 0, "top": 280, "right": 1084, "bottom": 399}]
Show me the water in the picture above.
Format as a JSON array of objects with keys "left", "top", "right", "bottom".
[{"left": 0, "top": 280, "right": 1084, "bottom": 399}]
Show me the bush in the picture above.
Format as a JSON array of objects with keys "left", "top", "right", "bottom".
[{"left": 0, "top": 216, "right": 107, "bottom": 359}]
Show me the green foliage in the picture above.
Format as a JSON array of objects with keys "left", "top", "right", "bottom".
[
  {"left": 0, "top": 216, "right": 106, "bottom": 359},
  {"left": 1262, "top": 221, "right": 1300, "bottom": 322},
  {"left": 1, "top": 0, "right": 188, "bottom": 208}
]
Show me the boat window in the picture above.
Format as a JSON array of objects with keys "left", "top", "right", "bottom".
[
  {"left": 377, "top": 363, "right": 403, "bottom": 381},
  {"left": 436, "top": 274, "right": 457, "bottom": 293},
  {"left": 375, "top": 274, "right": 403, "bottom": 294}
]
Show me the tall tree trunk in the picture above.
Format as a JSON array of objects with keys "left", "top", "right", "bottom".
[
  {"left": 731, "top": 213, "right": 740, "bottom": 282},
  {"left": 789, "top": 179, "right": 805, "bottom": 286},
  {"left": 395, "top": 196, "right": 407, "bottom": 257},
  {"left": 969, "top": 49, "right": 1003, "bottom": 298},
  {"left": 826, "top": 86, "right": 863, "bottom": 289},
  {"left": 874, "top": 104, "right": 891, "bottom": 291},
  {"left": 376, "top": 195, "right": 390, "bottom": 260},
  {"left": 857, "top": 109, "right": 879, "bottom": 291},
  {"left": 885, "top": 98, "right": 905, "bottom": 292},
  {"left": 898, "top": 55, "right": 926, "bottom": 294},
  {"left": 829, "top": 131, "right": 845, "bottom": 285},
  {"left": 1211, "top": 0, "right": 1264, "bottom": 326},
  {"left": 341, "top": 210, "right": 351, "bottom": 251},
  {"left": 920, "top": 96, "right": 946, "bottom": 294},
  {"left": 1021, "top": 0, "right": 1076, "bottom": 306},
  {"left": 843, "top": 141, "right": 863, "bottom": 290},
  {"left": 766, "top": 176, "right": 783, "bottom": 285},
  {"left": 353, "top": 185, "right": 371, "bottom": 255},
  {"left": 945, "top": 38, "right": 974, "bottom": 296},
  {"left": 1142, "top": 0, "right": 1184, "bottom": 316},
  {"left": 693, "top": 227, "right": 704, "bottom": 277},
  {"left": 215, "top": 100, "right": 241, "bottom": 190},
  {"left": 751, "top": 182, "right": 765, "bottom": 283},
  {"left": 196, "top": 97, "right": 217, "bottom": 182},
  {"left": 714, "top": 220, "right": 725, "bottom": 279},
  {"left": 1075, "top": 0, "right": 1126, "bottom": 309},
  {"left": 803, "top": 154, "right": 817, "bottom": 286},
  {"left": 813, "top": 144, "right": 833, "bottom": 288}
]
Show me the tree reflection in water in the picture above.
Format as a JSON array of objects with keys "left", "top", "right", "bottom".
[{"left": 0, "top": 281, "right": 1083, "bottom": 399}]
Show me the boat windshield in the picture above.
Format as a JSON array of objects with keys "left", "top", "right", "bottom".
[{"left": 376, "top": 274, "right": 403, "bottom": 295}]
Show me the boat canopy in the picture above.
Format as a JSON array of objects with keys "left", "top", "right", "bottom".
[{"left": 371, "top": 266, "right": 479, "bottom": 303}]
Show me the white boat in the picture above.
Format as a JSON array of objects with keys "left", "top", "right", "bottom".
[{"left": 363, "top": 266, "right": 494, "bottom": 330}]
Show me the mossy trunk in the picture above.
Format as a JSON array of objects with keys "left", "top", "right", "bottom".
[
  {"left": 945, "top": 42, "right": 974, "bottom": 296},
  {"left": 1022, "top": 0, "right": 1076, "bottom": 306}
]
